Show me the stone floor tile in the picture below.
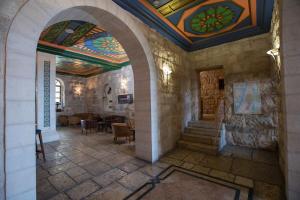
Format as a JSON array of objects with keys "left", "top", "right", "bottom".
[
  {"left": 231, "top": 158, "right": 253, "bottom": 178},
  {"left": 154, "top": 161, "right": 171, "bottom": 169},
  {"left": 118, "top": 162, "right": 139, "bottom": 173},
  {"left": 48, "top": 172, "right": 76, "bottom": 191},
  {"left": 209, "top": 169, "right": 235, "bottom": 182},
  {"left": 68, "top": 153, "right": 94, "bottom": 164},
  {"left": 180, "top": 162, "right": 195, "bottom": 170},
  {"left": 73, "top": 172, "right": 93, "bottom": 183},
  {"left": 93, "top": 168, "right": 127, "bottom": 187},
  {"left": 48, "top": 193, "right": 70, "bottom": 200},
  {"left": 165, "top": 149, "right": 190, "bottom": 160},
  {"left": 231, "top": 158, "right": 282, "bottom": 185},
  {"left": 200, "top": 155, "right": 233, "bottom": 172},
  {"left": 43, "top": 144, "right": 57, "bottom": 154},
  {"left": 77, "top": 157, "right": 98, "bottom": 167},
  {"left": 38, "top": 127, "right": 283, "bottom": 200},
  {"left": 66, "top": 180, "right": 100, "bottom": 200},
  {"left": 251, "top": 162, "right": 282, "bottom": 185},
  {"left": 90, "top": 150, "right": 115, "bottom": 160},
  {"left": 234, "top": 176, "right": 254, "bottom": 188},
  {"left": 37, "top": 166, "right": 50, "bottom": 180},
  {"left": 45, "top": 152, "right": 65, "bottom": 161},
  {"left": 59, "top": 149, "right": 82, "bottom": 157},
  {"left": 82, "top": 161, "right": 112, "bottom": 176},
  {"left": 118, "top": 171, "right": 150, "bottom": 191},
  {"left": 65, "top": 166, "right": 87, "bottom": 179},
  {"left": 48, "top": 162, "right": 77, "bottom": 175},
  {"left": 191, "top": 165, "right": 211, "bottom": 174},
  {"left": 40, "top": 157, "right": 70, "bottom": 169},
  {"left": 221, "top": 145, "right": 253, "bottom": 160},
  {"left": 252, "top": 150, "right": 278, "bottom": 165},
  {"left": 101, "top": 153, "right": 134, "bottom": 167},
  {"left": 85, "top": 182, "right": 131, "bottom": 200},
  {"left": 129, "top": 158, "right": 148, "bottom": 167},
  {"left": 183, "top": 152, "right": 205, "bottom": 164},
  {"left": 37, "top": 178, "right": 58, "bottom": 200},
  {"left": 139, "top": 165, "right": 164, "bottom": 177},
  {"left": 253, "top": 181, "right": 282, "bottom": 200},
  {"left": 160, "top": 157, "right": 184, "bottom": 166}
]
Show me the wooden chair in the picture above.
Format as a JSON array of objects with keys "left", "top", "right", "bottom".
[
  {"left": 81, "top": 119, "right": 97, "bottom": 135},
  {"left": 36, "top": 129, "right": 46, "bottom": 161},
  {"left": 111, "top": 123, "right": 133, "bottom": 144},
  {"left": 127, "top": 119, "right": 135, "bottom": 141}
]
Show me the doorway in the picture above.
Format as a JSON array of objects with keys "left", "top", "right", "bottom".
[
  {"left": 4, "top": 2, "right": 159, "bottom": 199},
  {"left": 199, "top": 68, "right": 225, "bottom": 121}
]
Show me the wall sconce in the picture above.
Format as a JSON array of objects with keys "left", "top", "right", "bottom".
[
  {"left": 73, "top": 83, "right": 83, "bottom": 97},
  {"left": 267, "top": 48, "right": 279, "bottom": 60},
  {"left": 120, "top": 76, "right": 128, "bottom": 94},
  {"left": 162, "top": 62, "right": 172, "bottom": 86}
]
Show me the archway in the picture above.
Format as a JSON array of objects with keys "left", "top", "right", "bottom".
[{"left": 5, "top": 1, "right": 158, "bottom": 199}]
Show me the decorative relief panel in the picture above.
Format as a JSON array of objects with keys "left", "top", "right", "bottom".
[{"left": 44, "top": 61, "right": 51, "bottom": 127}]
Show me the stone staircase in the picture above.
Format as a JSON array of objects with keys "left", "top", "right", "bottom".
[{"left": 177, "top": 120, "right": 220, "bottom": 155}]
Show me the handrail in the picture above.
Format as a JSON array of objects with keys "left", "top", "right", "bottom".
[{"left": 214, "top": 98, "right": 225, "bottom": 145}]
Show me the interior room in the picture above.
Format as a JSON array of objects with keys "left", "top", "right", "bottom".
[{"left": 1, "top": 0, "right": 300, "bottom": 200}]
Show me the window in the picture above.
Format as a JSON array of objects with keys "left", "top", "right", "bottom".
[{"left": 55, "top": 79, "right": 63, "bottom": 106}]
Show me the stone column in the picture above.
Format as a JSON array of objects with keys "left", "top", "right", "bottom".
[{"left": 36, "top": 52, "right": 59, "bottom": 143}]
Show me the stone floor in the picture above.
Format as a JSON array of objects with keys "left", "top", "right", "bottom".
[{"left": 37, "top": 127, "right": 284, "bottom": 200}]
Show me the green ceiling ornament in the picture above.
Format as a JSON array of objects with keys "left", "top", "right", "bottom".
[{"left": 191, "top": 6, "right": 235, "bottom": 33}]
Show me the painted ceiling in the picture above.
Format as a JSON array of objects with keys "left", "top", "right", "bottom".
[
  {"left": 56, "top": 56, "right": 104, "bottom": 77},
  {"left": 113, "top": 0, "right": 274, "bottom": 51},
  {"left": 38, "top": 20, "right": 130, "bottom": 77}
]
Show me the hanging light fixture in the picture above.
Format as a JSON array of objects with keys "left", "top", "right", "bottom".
[
  {"left": 65, "top": 28, "right": 74, "bottom": 34},
  {"left": 153, "top": 0, "right": 160, "bottom": 6}
]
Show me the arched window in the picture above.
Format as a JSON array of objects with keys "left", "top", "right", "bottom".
[{"left": 55, "top": 79, "right": 64, "bottom": 107}]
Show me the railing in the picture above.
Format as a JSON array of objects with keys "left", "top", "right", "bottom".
[{"left": 214, "top": 98, "right": 225, "bottom": 145}]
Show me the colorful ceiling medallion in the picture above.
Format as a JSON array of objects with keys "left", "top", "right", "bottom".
[
  {"left": 189, "top": 4, "right": 242, "bottom": 34},
  {"left": 113, "top": 0, "right": 274, "bottom": 51}
]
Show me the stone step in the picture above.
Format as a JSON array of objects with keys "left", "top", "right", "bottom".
[
  {"left": 177, "top": 140, "right": 218, "bottom": 155},
  {"left": 184, "top": 127, "right": 218, "bottom": 136},
  {"left": 188, "top": 120, "right": 216, "bottom": 129},
  {"left": 181, "top": 133, "right": 219, "bottom": 145}
]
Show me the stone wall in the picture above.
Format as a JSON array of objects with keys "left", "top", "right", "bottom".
[
  {"left": 190, "top": 34, "right": 279, "bottom": 150},
  {"left": 144, "top": 27, "right": 195, "bottom": 155},
  {"left": 57, "top": 65, "right": 134, "bottom": 118},
  {"left": 85, "top": 65, "right": 134, "bottom": 117},
  {"left": 281, "top": 0, "right": 300, "bottom": 198},
  {"left": 56, "top": 74, "right": 87, "bottom": 116},
  {"left": 200, "top": 69, "right": 224, "bottom": 118},
  {"left": 270, "top": 0, "right": 285, "bottom": 181}
]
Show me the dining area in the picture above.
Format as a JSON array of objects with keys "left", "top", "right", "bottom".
[{"left": 78, "top": 115, "right": 135, "bottom": 144}]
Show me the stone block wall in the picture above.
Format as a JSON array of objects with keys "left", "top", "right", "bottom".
[
  {"left": 143, "top": 27, "right": 196, "bottom": 155},
  {"left": 281, "top": 0, "right": 300, "bottom": 198},
  {"left": 199, "top": 69, "right": 224, "bottom": 118},
  {"left": 57, "top": 65, "right": 134, "bottom": 118},
  {"left": 56, "top": 74, "right": 87, "bottom": 116},
  {"left": 85, "top": 65, "right": 134, "bottom": 117}
]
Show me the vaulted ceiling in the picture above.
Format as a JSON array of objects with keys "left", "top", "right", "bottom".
[
  {"left": 113, "top": 0, "right": 274, "bottom": 51},
  {"left": 38, "top": 20, "right": 130, "bottom": 77}
]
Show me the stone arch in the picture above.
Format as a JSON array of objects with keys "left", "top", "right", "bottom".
[{"left": 5, "top": 1, "right": 158, "bottom": 199}]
